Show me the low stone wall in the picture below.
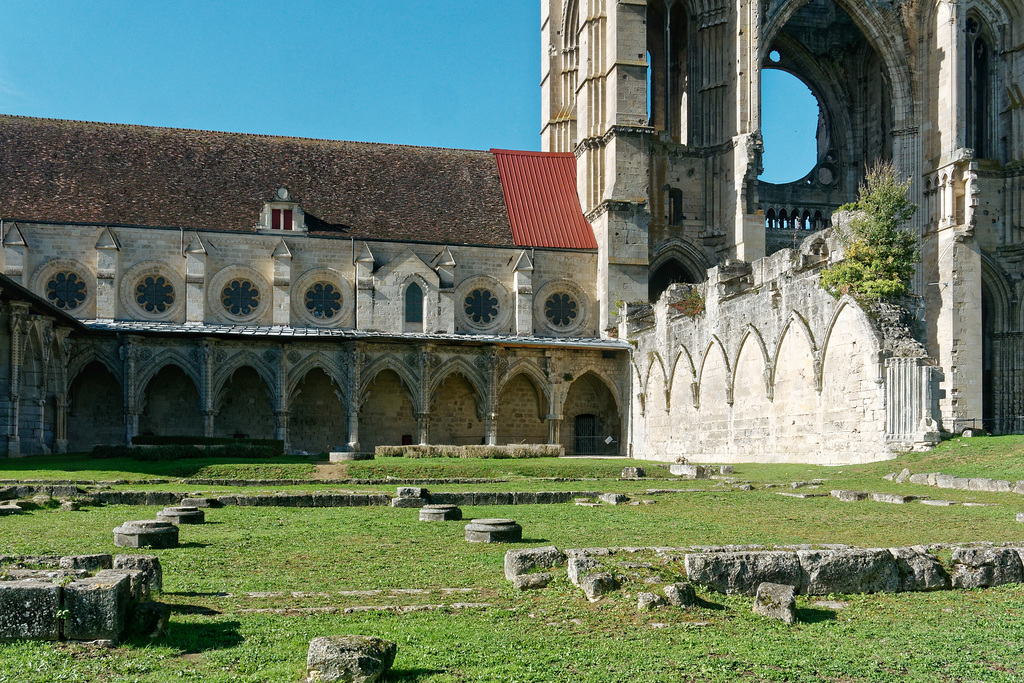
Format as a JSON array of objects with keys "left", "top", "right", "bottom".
[
  {"left": 892, "top": 470, "right": 1024, "bottom": 495},
  {"left": 503, "top": 543, "right": 1024, "bottom": 598},
  {"left": 0, "top": 554, "right": 166, "bottom": 643}
]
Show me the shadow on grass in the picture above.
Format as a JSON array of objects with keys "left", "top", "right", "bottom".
[
  {"left": 163, "top": 619, "right": 243, "bottom": 652},
  {"left": 519, "top": 538, "right": 550, "bottom": 544},
  {"left": 388, "top": 667, "right": 447, "bottom": 681},
  {"left": 166, "top": 591, "right": 232, "bottom": 598},
  {"left": 795, "top": 607, "right": 837, "bottom": 623},
  {"left": 169, "top": 604, "right": 222, "bottom": 616},
  {"left": 177, "top": 541, "right": 210, "bottom": 549},
  {"left": 693, "top": 596, "right": 726, "bottom": 611}
]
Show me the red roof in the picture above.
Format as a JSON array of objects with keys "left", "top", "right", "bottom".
[{"left": 491, "top": 149, "right": 597, "bottom": 250}]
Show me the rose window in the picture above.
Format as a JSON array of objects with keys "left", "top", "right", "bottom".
[
  {"left": 222, "top": 279, "right": 260, "bottom": 316},
  {"left": 464, "top": 289, "right": 499, "bottom": 324},
  {"left": 135, "top": 276, "right": 174, "bottom": 313},
  {"left": 46, "top": 272, "right": 86, "bottom": 310},
  {"left": 545, "top": 293, "right": 578, "bottom": 327},
  {"left": 305, "top": 282, "right": 342, "bottom": 319}
]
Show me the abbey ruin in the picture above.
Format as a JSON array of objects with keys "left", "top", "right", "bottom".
[{"left": 0, "top": 0, "right": 1021, "bottom": 464}]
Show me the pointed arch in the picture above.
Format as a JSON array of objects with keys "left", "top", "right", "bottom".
[
  {"left": 732, "top": 325, "right": 771, "bottom": 400},
  {"left": 772, "top": 311, "right": 818, "bottom": 381},
  {"left": 138, "top": 363, "right": 203, "bottom": 438},
  {"left": 359, "top": 354, "right": 420, "bottom": 412},
  {"left": 210, "top": 351, "right": 278, "bottom": 404},
  {"left": 67, "top": 361, "right": 125, "bottom": 451},
  {"left": 428, "top": 356, "right": 488, "bottom": 409},
  {"left": 135, "top": 349, "right": 202, "bottom": 400},
  {"left": 497, "top": 360, "right": 551, "bottom": 407},
  {"left": 561, "top": 370, "right": 621, "bottom": 455},
  {"left": 819, "top": 298, "right": 878, "bottom": 379},
  {"left": 496, "top": 366, "right": 549, "bottom": 444},
  {"left": 68, "top": 345, "right": 123, "bottom": 389},
  {"left": 286, "top": 351, "right": 349, "bottom": 403}
]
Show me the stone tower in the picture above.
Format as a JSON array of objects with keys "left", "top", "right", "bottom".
[{"left": 544, "top": 0, "right": 1024, "bottom": 435}]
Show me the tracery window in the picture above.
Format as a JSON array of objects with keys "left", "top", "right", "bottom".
[
  {"left": 305, "top": 282, "right": 341, "bottom": 319},
  {"left": 966, "top": 17, "right": 992, "bottom": 158},
  {"left": 545, "top": 293, "right": 578, "bottom": 327},
  {"left": 46, "top": 272, "right": 86, "bottom": 310},
  {"left": 222, "top": 280, "right": 260, "bottom": 316},
  {"left": 405, "top": 283, "right": 424, "bottom": 325},
  {"left": 464, "top": 289, "right": 499, "bottom": 324},
  {"left": 135, "top": 275, "right": 174, "bottom": 313}
]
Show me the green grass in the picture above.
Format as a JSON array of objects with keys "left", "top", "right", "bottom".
[{"left": 3, "top": 438, "right": 1024, "bottom": 681}]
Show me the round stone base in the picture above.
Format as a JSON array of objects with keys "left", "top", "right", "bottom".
[
  {"left": 464, "top": 518, "right": 522, "bottom": 543},
  {"left": 156, "top": 506, "right": 205, "bottom": 524},
  {"left": 420, "top": 505, "right": 462, "bottom": 521},
  {"left": 112, "top": 520, "right": 179, "bottom": 549}
]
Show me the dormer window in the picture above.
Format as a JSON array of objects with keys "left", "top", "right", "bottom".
[{"left": 257, "top": 187, "right": 307, "bottom": 233}]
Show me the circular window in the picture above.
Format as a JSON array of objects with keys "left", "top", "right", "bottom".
[
  {"left": 465, "top": 289, "right": 499, "bottom": 324},
  {"left": 135, "top": 276, "right": 174, "bottom": 313},
  {"left": 305, "top": 282, "right": 342, "bottom": 319},
  {"left": 46, "top": 272, "right": 87, "bottom": 310},
  {"left": 222, "top": 280, "right": 260, "bottom": 316},
  {"left": 545, "top": 293, "right": 578, "bottom": 327}
]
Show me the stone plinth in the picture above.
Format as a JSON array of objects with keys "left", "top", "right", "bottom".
[
  {"left": 669, "top": 464, "right": 710, "bottom": 479},
  {"left": 465, "top": 518, "right": 522, "bottom": 543},
  {"left": 329, "top": 451, "right": 373, "bottom": 462},
  {"left": 113, "top": 520, "right": 179, "bottom": 549},
  {"left": 156, "top": 506, "right": 205, "bottom": 524},
  {"left": 419, "top": 505, "right": 462, "bottom": 521},
  {"left": 306, "top": 635, "right": 397, "bottom": 683},
  {"left": 0, "top": 580, "right": 60, "bottom": 641}
]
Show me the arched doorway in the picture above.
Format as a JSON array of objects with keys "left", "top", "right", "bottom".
[
  {"left": 290, "top": 368, "right": 347, "bottom": 454},
  {"left": 68, "top": 362, "right": 124, "bottom": 451},
  {"left": 648, "top": 257, "right": 701, "bottom": 303},
  {"left": 139, "top": 365, "right": 202, "bottom": 438},
  {"left": 561, "top": 372, "right": 620, "bottom": 455}
]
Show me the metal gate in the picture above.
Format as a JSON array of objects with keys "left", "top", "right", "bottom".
[{"left": 574, "top": 414, "right": 599, "bottom": 455}]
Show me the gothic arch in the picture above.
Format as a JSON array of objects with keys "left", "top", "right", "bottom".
[
  {"left": 135, "top": 350, "right": 201, "bottom": 399},
  {"left": 558, "top": 366, "right": 624, "bottom": 416},
  {"left": 286, "top": 352, "right": 349, "bottom": 403},
  {"left": 762, "top": 0, "right": 915, "bottom": 128},
  {"left": 497, "top": 360, "right": 551, "bottom": 407},
  {"left": 68, "top": 346, "right": 122, "bottom": 389},
  {"left": 428, "top": 357, "right": 488, "bottom": 410},
  {"left": 978, "top": 255, "right": 1014, "bottom": 333},
  {"left": 773, "top": 312, "right": 818, "bottom": 374},
  {"left": 667, "top": 344, "right": 697, "bottom": 409},
  {"left": 211, "top": 352, "right": 278, "bottom": 406},
  {"left": 731, "top": 325, "right": 772, "bottom": 400},
  {"left": 649, "top": 240, "right": 712, "bottom": 302},
  {"left": 819, "top": 298, "right": 879, "bottom": 380},
  {"left": 359, "top": 355, "right": 420, "bottom": 412},
  {"left": 697, "top": 336, "right": 731, "bottom": 407}
]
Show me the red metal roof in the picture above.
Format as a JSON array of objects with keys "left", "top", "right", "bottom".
[{"left": 491, "top": 149, "right": 597, "bottom": 250}]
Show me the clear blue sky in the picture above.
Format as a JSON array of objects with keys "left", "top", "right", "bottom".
[{"left": 0, "top": 1, "right": 814, "bottom": 179}]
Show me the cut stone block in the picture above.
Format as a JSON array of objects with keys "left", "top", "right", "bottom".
[
  {"left": 0, "top": 579, "right": 60, "bottom": 641},
  {"left": 719, "top": 465, "right": 734, "bottom": 475},
  {"left": 59, "top": 554, "right": 113, "bottom": 572},
  {"left": 567, "top": 556, "right": 601, "bottom": 586},
  {"left": 599, "top": 493, "right": 629, "bottom": 505},
  {"left": 511, "top": 573, "right": 551, "bottom": 590},
  {"left": 894, "top": 468, "right": 911, "bottom": 483},
  {"left": 950, "top": 547, "right": 1024, "bottom": 589},
  {"left": 112, "top": 520, "right": 179, "bottom": 549},
  {"left": 920, "top": 500, "right": 958, "bottom": 506},
  {"left": 663, "top": 582, "right": 697, "bottom": 607},
  {"left": 306, "top": 634, "right": 397, "bottom": 683},
  {"left": 464, "top": 519, "right": 522, "bottom": 543},
  {"left": 328, "top": 451, "right": 374, "bottom": 462},
  {"left": 178, "top": 497, "right": 222, "bottom": 508},
  {"left": 669, "top": 464, "right": 709, "bottom": 479},
  {"left": 504, "top": 546, "right": 566, "bottom": 580},
  {"left": 114, "top": 555, "right": 163, "bottom": 593},
  {"left": 797, "top": 549, "right": 900, "bottom": 595},
  {"left": 621, "top": 466, "right": 646, "bottom": 479},
  {"left": 63, "top": 571, "right": 132, "bottom": 642},
  {"left": 156, "top": 506, "right": 205, "bottom": 524},
  {"left": 637, "top": 592, "right": 665, "bottom": 611},
  {"left": 390, "top": 497, "right": 426, "bottom": 508},
  {"left": 753, "top": 582, "right": 797, "bottom": 624},
  {"left": 396, "top": 487, "right": 427, "bottom": 499},
  {"left": 830, "top": 490, "right": 868, "bottom": 502},
  {"left": 0, "top": 504, "right": 22, "bottom": 516},
  {"left": 888, "top": 547, "right": 949, "bottom": 591},
  {"left": 580, "top": 572, "right": 619, "bottom": 602},
  {"left": 684, "top": 551, "right": 802, "bottom": 596},
  {"left": 419, "top": 505, "right": 461, "bottom": 521},
  {"left": 1017, "top": 513, "right": 1024, "bottom": 523},
  {"left": 871, "top": 493, "right": 915, "bottom": 504}
]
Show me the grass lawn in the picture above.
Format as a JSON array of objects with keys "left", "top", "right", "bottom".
[{"left": 2, "top": 436, "right": 1024, "bottom": 681}]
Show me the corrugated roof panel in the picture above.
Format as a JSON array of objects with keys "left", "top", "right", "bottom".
[{"left": 491, "top": 149, "right": 597, "bottom": 250}]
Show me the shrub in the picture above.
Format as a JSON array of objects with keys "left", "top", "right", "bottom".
[
  {"left": 819, "top": 160, "right": 919, "bottom": 300},
  {"left": 374, "top": 444, "right": 563, "bottom": 459}
]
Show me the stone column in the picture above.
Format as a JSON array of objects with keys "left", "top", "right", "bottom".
[
  {"left": 513, "top": 251, "right": 534, "bottom": 336},
  {"left": 120, "top": 336, "right": 141, "bottom": 445},
  {"left": 547, "top": 414, "right": 561, "bottom": 445},
  {"left": 201, "top": 410, "right": 216, "bottom": 438},
  {"left": 5, "top": 303, "right": 28, "bottom": 456},
  {"left": 274, "top": 409, "right": 289, "bottom": 451},
  {"left": 416, "top": 412, "right": 430, "bottom": 445},
  {"left": 355, "top": 243, "right": 374, "bottom": 330},
  {"left": 184, "top": 233, "right": 207, "bottom": 323},
  {"left": 484, "top": 412, "right": 498, "bottom": 446},
  {"left": 199, "top": 339, "right": 217, "bottom": 437},
  {"left": 346, "top": 407, "right": 361, "bottom": 453}
]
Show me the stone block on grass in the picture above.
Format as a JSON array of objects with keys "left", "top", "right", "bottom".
[
  {"left": 950, "top": 547, "right": 1024, "bottom": 589},
  {"left": 112, "top": 520, "right": 178, "bottom": 549},
  {"left": 830, "top": 490, "right": 868, "bottom": 502},
  {"left": 599, "top": 493, "right": 629, "bottom": 505},
  {"left": 464, "top": 519, "right": 521, "bottom": 543},
  {"left": 62, "top": 571, "right": 132, "bottom": 642},
  {"left": 306, "top": 635, "right": 397, "bottom": 683},
  {"left": 753, "top": 582, "right": 797, "bottom": 624},
  {"left": 567, "top": 557, "right": 602, "bottom": 586},
  {"left": 663, "top": 582, "right": 697, "bottom": 607},
  {"left": 512, "top": 573, "right": 552, "bottom": 590},
  {"left": 58, "top": 554, "right": 112, "bottom": 572},
  {"left": 621, "top": 467, "right": 646, "bottom": 479},
  {"left": 504, "top": 546, "right": 566, "bottom": 580},
  {"left": 888, "top": 547, "right": 949, "bottom": 591},
  {"left": 0, "top": 580, "right": 60, "bottom": 641},
  {"left": 797, "top": 549, "right": 900, "bottom": 595},
  {"left": 684, "top": 551, "right": 802, "bottom": 596},
  {"left": 637, "top": 592, "right": 665, "bottom": 611},
  {"left": 419, "top": 505, "right": 462, "bottom": 522},
  {"left": 580, "top": 572, "right": 619, "bottom": 602},
  {"left": 114, "top": 555, "right": 163, "bottom": 593}
]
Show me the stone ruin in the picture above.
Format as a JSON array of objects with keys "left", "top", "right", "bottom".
[{"left": 0, "top": 554, "right": 167, "bottom": 644}]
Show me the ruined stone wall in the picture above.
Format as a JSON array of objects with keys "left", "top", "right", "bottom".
[{"left": 630, "top": 233, "right": 938, "bottom": 465}]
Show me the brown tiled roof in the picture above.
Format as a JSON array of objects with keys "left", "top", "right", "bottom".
[{"left": 0, "top": 115, "right": 519, "bottom": 247}]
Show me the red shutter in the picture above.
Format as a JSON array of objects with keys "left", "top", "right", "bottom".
[
  {"left": 272, "top": 208, "right": 281, "bottom": 230},
  {"left": 283, "top": 209, "right": 293, "bottom": 230}
]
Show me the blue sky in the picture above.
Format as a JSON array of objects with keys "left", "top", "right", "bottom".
[{"left": 0, "top": 1, "right": 815, "bottom": 180}]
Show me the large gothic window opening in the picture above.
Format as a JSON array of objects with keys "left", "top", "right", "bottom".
[
  {"left": 760, "top": 64, "right": 820, "bottom": 184},
  {"left": 646, "top": 1, "right": 688, "bottom": 143},
  {"left": 965, "top": 16, "right": 992, "bottom": 160},
  {"left": 404, "top": 282, "right": 424, "bottom": 333},
  {"left": 359, "top": 369, "right": 417, "bottom": 451},
  {"left": 649, "top": 258, "right": 700, "bottom": 303}
]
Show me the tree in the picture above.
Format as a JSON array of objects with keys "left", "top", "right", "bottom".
[{"left": 819, "top": 161, "right": 919, "bottom": 300}]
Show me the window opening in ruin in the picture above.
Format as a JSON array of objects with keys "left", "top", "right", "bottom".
[
  {"left": 305, "top": 282, "right": 342, "bottom": 319},
  {"left": 574, "top": 413, "right": 598, "bottom": 455},
  {"left": 46, "top": 272, "right": 86, "bottom": 310},
  {"left": 222, "top": 279, "right": 260, "bottom": 316},
  {"left": 544, "top": 293, "right": 578, "bottom": 327},
  {"left": 966, "top": 17, "right": 991, "bottom": 159},
  {"left": 759, "top": 68, "right": 820, "bottom": 184},
  {"left": 668, "top": 188, "right": 684, "bottom": 225},
  {"left": 648, "top": 258, "right": 699, "bottom": 303},
  {"left": 646, "top": 2, "right": 688, "bottom": 142},
  {"left": 464, "top": 289, "right": 498, "bottom": 324},
  {"left": 136, "top": 275, "right": 174, "bottom": 313},
  {"left": 404, "top": 282, "right": 424, "bottom": 332}
]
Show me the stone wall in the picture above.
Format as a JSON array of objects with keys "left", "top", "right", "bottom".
[{"left": 629, "top": 232, "right": 939, "bottom": 464}]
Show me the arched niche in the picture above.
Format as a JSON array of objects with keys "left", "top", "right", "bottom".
[
  {"left": 68, "top": 361, "right": 125, "bottom": 451},
  {"left": 139, "top": 365, "right": 203, "bottom": 438}
]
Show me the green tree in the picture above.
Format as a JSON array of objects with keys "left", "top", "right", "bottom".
[{"left": 819, "top": 161, "right": 919, "bottom": 300}]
